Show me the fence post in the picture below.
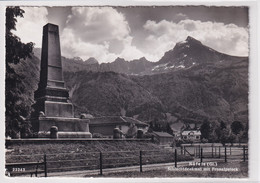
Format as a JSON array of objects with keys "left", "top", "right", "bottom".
[
  {"left": 175, "top": 149, "right": 177, "bottom": 168},
  {"left": 140, "top": 150, "right": 143, "bottom": 172},
  {"left": 219, "top": 146, "right": 221, "bottom": 158},
  {"left": 44, "top": 154, "right": 47, "bottom": 177},
  {"left": 212, "top": 145, "right": 214, "bottom": 158},
  {"left": 35, "top": 161, "right": 39, "bottom": 177},
  {"left": 200, "top": 148, "right": 203, "bottom": 163},
  {"left": 243, "top": 146, "right": 246, "bottom": 162},
  {"left": 224, "top": 147, "right": 227, "bottom": 162},
  {"left": 99, "top": 151, "right": 103, "bottom": 175},
  {"left": 184, "top": 146, "right": 186, "bottom": 155}
]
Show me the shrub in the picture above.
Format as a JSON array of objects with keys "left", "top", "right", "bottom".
[
  {"left": 92, "top": 133, "right": 103, "bottom": 138},
  {"left": 201, "top": 138, "right": 208, "bottom": 143},
  {"left": 183, "top": 139, "right": 193, "bottom": 144},
  {"left": 143, "top": 132, "right": 153, "bottom": 139},
  {"left": 175, "top": 139, "right": 184, "bottom": 147}
]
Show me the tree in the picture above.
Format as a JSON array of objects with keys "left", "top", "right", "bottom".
[
  {"left": 200, "top": 120, "right": 211, "bottom": 139},
  {"left": 6, "top": 7, "right": 34, "bottom": 138},
  {"left": 208, "top": 131, "right": 218, "bottom": 143},
  {"left": 241, "top": 122, "right": 248, "bottom": 143},
  {"left": 228, "top": 133, "right": 236, "bottom": 146},
  {"left": 215, "top": 121, "right": 227, "bottom": 142},
  {"left": 166, "top": 122, "right": 173, "bottom": 135},
  {"left": 236, "top": 131, "right": 245, "bottom": 145},
  {"left": 220, "top": 128, "right": 230, "bottom": 146},
  {"left": 220, "top": 121, "right": 227, "bottom": 130},
  {"left": 231, "top": 121, "right": 244, "bottom": 135}
]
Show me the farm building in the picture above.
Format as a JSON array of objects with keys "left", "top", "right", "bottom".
[
  {"left": 152, "top": 131, "right": 174, "bottom": 145},
  {"left": 89, "top": 116, "right": 149, "bottom": 138},
  {"left": 181, "top": 130, "right": 201, "bottom": 142}
]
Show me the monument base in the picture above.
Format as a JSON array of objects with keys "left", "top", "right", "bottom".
[
  {"left": 32, "top": 117, "right": 92, "bottom": 138},
  {"left": 38, "top": 131, "right": 92, "bottom": 138}
]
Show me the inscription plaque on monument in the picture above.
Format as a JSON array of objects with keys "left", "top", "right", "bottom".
[{"left": 31, "top": 23, "right": 91, "bottom": 138}]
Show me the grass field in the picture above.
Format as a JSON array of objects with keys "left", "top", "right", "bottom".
[{"left": 6, "top": 140, "right": 193, "bottom": 174}]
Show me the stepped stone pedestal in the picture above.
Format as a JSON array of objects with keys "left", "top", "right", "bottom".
[{"left": 31, "top": 23, "right": 91, "bottom": 138}]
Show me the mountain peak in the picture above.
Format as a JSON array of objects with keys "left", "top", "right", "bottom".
[
  {"left": 139, "top": 57, "right": 148, "bottom": 61},
  {"left": 85, "top": 57, "right": 99, "bottom": 65},
  {"left": 185, "top": 36, "right": 202, "bottom": 45},
  {"left": 157, "top": 36, "right": 233, "bottom": 68},
  {"left": 114, "top": 57, "right": 126, "bottom": 63},
  {"left": 73, "top": 57, "right": 83, "bottom": 61}
]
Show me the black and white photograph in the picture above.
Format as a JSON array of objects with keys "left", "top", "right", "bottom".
[{"left": 2, "top": 1, "right": 260, "bottom": 182}]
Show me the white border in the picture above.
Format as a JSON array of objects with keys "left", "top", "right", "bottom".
[{"left": 0, "top": 1, "right": 259, "bottom": 183}]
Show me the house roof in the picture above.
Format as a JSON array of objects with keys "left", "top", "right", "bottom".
[
  {"left": 121, "top": 117, "right": 148, "bottom": 126},
  {"left": 153, "top": 131, "right": 174, "bottom": 138},
  {"left": 182, "top": 130, "right": 201, "bottom": 136},
  {"left": 89, "top": 116, "right": 148, "bottom": 127}
]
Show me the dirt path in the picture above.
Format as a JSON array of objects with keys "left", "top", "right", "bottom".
[{"left": 44, "top": 161, "right": 193, "bottom": 177}]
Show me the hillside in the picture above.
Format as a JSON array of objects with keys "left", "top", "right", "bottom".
[
  {"left": 146, "top": 36, "right": 247, "bottom": 74},
  {"left": 13, "top": 36, "right": 248, "bottom": 129},
  {"left": 63, "top": 58, "right": 248, "bottom": 124},
  {"left": 132, "top": 58, "right": 248, "bottom": 123},
  {"left": 64, "top": 71, "right": 165, "bottom": 121}
]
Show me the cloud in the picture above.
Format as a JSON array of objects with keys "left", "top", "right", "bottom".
[
  {"left": 67, "top": 7, "right": 130, "bottom": 43},
  {"left": 12, "top": 7, "right": 248, "bottom": 63},
  {"left": 61, "top": 7, "right": 138, "bottom": 63},
  {"left": 142, "top": 19, "right": 248, "bottom": 58},
  {"left": 61, "top": 27, "right": 118, "bottom": 63},
  {"left": 13, "top": 7, "right": 48, "bottom": 47},
  {"left": 61, "top": 7, "right": 161, "bottom": 63}
]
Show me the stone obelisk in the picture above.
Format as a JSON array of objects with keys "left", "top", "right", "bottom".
[
  {"left": 34, "top": 23, "right": 73, "bottom": 118},
  {"left": 31, "top": 23, "right": 91, "bottom": 138}
]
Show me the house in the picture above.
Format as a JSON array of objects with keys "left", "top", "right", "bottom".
[
  {"left": 181, "top": 130, "right": 201, "bottom": 142},
  {"left": 89, "top": 116, "right": 149, "bottom": 138},
  {"left": 152, "top": 131, "right": 174, "bottom": 145}
]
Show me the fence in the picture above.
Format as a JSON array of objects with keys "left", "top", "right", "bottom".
[
  {"left": 181, "top": 145, "right": 248, "bottom": 163},
  {"left": 6, "top": 148, "right": 192, "bottom": 177},
  {"left": 6, "top": 145, "right": 248, "bottom": 177},
  {"left": 6, "top": 154, "right": 47, "bottom": 177}
]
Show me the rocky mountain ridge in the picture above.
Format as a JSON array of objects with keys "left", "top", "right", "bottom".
[{"left": 22, "top": 36, "right": 248, "bottom": 127}]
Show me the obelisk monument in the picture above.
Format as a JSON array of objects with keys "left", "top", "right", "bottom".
[
  {"left": 31, "top": 23, "right": 91, "bottom": 138},
  {"left": 34, "top": 23, "right": 73, "bottom": 117}
]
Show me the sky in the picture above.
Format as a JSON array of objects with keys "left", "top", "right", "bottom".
[{"left": 13, "top": 6, "right": 249, "bottom": 63}]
